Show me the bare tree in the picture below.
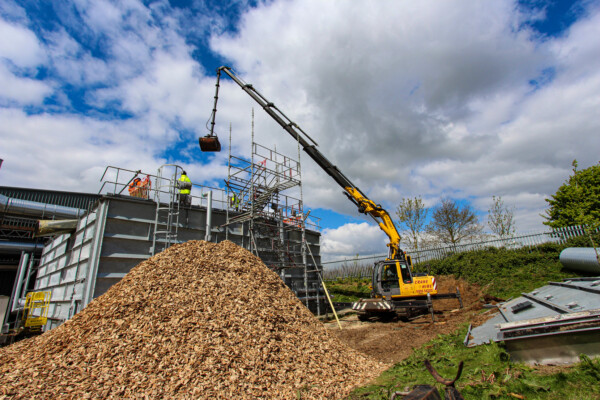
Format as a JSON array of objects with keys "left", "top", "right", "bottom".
[
  {"left": 488, "top": 195, "right": 515, "bottom": 239},
  {"left": 395, "top": 197, "right": 428, "bottom": 251},
  {"left": 427, "top": 197, "right": 482, "bottom": 247}
]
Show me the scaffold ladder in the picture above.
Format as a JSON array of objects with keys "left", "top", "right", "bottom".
[{"left": 151, "top": 165, "right": 182, "bottom": 255}]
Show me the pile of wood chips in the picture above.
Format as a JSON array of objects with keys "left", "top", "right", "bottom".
[{"left": 0, "top": 240, "right": 386, "bottom": 399}]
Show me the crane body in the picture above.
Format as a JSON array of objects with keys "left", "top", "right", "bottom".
[{"left": 204, "top": 66, "right": 461, "bottom": 320}]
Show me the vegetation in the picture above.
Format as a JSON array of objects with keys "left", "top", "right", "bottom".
[
  {"left": 325, "top": 277, "right": 371, "bottom": 302},
  {"left": 421, "top": 221, "right": 600, "bottom": 300},
  {"left": 427, "top": 198, "right": 482, "bottom": 247},
  {"left": 346, "top": 327, "right": 600, "bottom": 400},
  {"left": 325, "top": 233, "right": 600, "bottom": 302},
  {"left": 544, "top": 161, "right": 600, "bottom": 228},
  {"left": 488, "top": 195, "right": 516, "bottom": 239},
  {"left": 395, "top": 196, "right": 429, "bottom": 251},
  {"left": 333, "top": 233, "right": 600, "bottom": 399},
  {"left": 425, "top": 242, "right": 575, "bottom": 299}
]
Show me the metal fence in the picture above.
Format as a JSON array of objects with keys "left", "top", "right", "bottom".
[{"left": 322, "top": 225, "right": 600, "bottom": 280}]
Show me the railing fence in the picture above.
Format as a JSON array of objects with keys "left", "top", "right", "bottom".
[{"left": 322, "top": 225, "right": 599, "bottom": 280}]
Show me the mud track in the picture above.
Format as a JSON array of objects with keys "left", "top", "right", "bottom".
[{"left": 326, "top": 276, "right": 493, "bottom": 364}]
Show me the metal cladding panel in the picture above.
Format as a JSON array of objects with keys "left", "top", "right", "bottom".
[
  {"left": 104, "top": 196, "right": 156, "bottom": 222},
  {"left": 0, "top": 186, "right": 100, "bottom": 210},
  {"left": 100, "top": 237, "right": 152, "bottom": 257},
  {"left": 96, "top": 258, "right": 141, "bottom": 274},
  {"left": 93, "top": 277, "right": 122, "bottom": 298},
  {"left": 531, "top": 281, "right": 600, "bottom": 312},
  {"left": 32, "top": 194, "right": 323, "bottom": 328},
  {"left": 104, "top": 218, "right": 151, "bottom": 238},
  {"left": 52, "top": 286, "right": 65, "bottom": 301},
  {"left": 177, "top": 228, "right": 208, "bottom": 242}
]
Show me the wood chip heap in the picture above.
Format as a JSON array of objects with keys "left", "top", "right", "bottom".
[{"left": 0, "top": 240, "right": 386, "bottom": 399}]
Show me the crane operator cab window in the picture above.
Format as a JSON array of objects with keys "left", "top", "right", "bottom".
[
  {"left": 399, "top": 261, "right": 413, "bottom": 284},
  {"left": 382, "top": 264, "right": 400, "bottom": 291}
]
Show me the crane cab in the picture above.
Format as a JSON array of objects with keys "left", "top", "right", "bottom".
[{"left": 372, "top": 258, "right": 437, "bottom": 300}]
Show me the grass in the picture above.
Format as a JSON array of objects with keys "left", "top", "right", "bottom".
[
  {"left": 324, "top": 278, "right": 372, "bottom": 302},
  {"left": 330, "top": 234, "right": 600, "bottom": 399},
  {"left": 345, "top": 326, "right": 600, "bottom": 399},
  {"left": 425, "top": 242, "right": 580, "bottom": 300}
]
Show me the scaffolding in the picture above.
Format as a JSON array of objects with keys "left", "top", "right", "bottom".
[{"left": 223, "top": 122, "right": 323, "bottom": 312}]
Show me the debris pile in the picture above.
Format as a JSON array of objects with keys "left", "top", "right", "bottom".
[{"left": 0, "top": 241, "right": 386, "bottom": 399}]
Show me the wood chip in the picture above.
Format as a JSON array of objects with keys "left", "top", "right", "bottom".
[{"left": 0, "top": 240, "right": 387, "bottom": 399}]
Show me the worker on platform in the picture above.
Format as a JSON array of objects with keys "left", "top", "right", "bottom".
[
  {"left": 230, "top": 192, "right": 240, "bottom": 211},
  {"left": 178, "top": 170, "right": 192, "bottom": 207}
]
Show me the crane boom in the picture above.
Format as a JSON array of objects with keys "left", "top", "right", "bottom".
[{"left": 208, "top": 66, "right": 403, "bottom": 260}]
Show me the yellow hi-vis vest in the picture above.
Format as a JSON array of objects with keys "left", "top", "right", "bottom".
[{"left": 179, "top": 174, "right": 191, "bottom": 194}]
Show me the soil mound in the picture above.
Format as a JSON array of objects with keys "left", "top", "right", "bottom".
[
  {"left": 330, "top": 276, "right": 485, "bottom": 364},
  {"left": 0, "top": 240, "right": 386, "bottom": 399}
]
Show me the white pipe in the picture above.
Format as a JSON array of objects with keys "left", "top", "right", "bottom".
[
  {"left": 20, "top": 255, "right": 35, "bottom": 299},
  {"left": 10, "top": 252, "right": 29, "bottom": 313},
  {"left": 205, "top": 191, "right": 213, "bottom": 242}
]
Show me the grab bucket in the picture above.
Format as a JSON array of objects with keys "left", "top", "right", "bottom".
[{"left": 199, "top": 135, "right": 221, "bottom": 152}]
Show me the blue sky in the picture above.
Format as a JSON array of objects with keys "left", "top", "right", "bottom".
[{"left": 1, "top": 0, "right": 600, "bottom": 260}]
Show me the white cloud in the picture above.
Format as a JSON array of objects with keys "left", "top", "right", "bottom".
[
  {"left": 321, "top": 222, "right": 388, "bottom": 261},
  {"left": 0, "top": 17, "right": 53, "bottom": 105},
  {"left": 0, "top": 18, "right": 46, "bottom": 67},
  {"left": 208, "top": 0, "right": 600, "bottom": 235},
  {"left": 0, "top": 63, "right": 54, "bottom": 105},
  {"left": 3, "top": 0, "right": 600, "bottom": 263}
]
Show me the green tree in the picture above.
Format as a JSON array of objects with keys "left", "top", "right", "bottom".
[
  {"left": 427, "top": 197, "right": 482, "bottom": 247},
  {"left": 395, "top": 197, "right": 428, "bottom": 251},
  {"left": 544, "top": 161, "right": 600, "bottom": 228},
  {"left": 488, "top": 195, "right": 515, "bottom": 238}
]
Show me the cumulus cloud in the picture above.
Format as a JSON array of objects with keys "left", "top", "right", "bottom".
[
  {"left": 209, "top": 0, "right": 600, "bottom": 233},
  {"left": 2, "top": 0, "right": 600, "bottom": 262},
  {"left": 0, "top": 17, "right": 46, "bottom": 67},
  {"left": 0, "top": 17, "right": 53, "bottom": 105},
  {"left": 321, "top": 222, "right": 388, "bottom": 261}
]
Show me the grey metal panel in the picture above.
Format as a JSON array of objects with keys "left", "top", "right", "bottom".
[
  {"left": 505, "top": 328, "right": 600, "bottom": 364},
  {"left": 105, "top": 197, "right": 157, "bottom": 223},
  {"left": 83, "top": 200, "right": 110, "bottom": 306},
  {"left": 96, "top": 257, "right": 143, "bottom": 274},
  {"left": 100, "top": 237, "right": 152, "bottom": 257},
  {"left": 34, "top": 194, "right": 324, "bottom": 327},
  {"left": 468, "top": 277, "right": 600, "bottom": 359},
  {"left": 104, "top": 218, "right": 152, "bottom": 239},
  {"left": 93, "top": 277, "right": 122, "bottom": 297}
]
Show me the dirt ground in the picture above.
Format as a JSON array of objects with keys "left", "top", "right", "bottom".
[{"left": 324, "top": 276, "right": 496, "bottom": 364}]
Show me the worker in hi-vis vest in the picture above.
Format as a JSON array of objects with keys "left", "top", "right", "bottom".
[
  {"left": 230, "top": 192, "right": 240, "bottom": 211},
  {"left": 178, "top": 170, "right": 192, "bottom": 207}
]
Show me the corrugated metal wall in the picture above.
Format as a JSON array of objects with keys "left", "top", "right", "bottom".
[{"left": 35, "top": 195, "right": 323, "bottom": 330}]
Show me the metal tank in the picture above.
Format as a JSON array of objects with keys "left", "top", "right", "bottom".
[{"left": 559, "top": 247, "right": 600, "bottom": 273}]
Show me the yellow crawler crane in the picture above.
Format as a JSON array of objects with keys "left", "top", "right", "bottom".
[{"left": 203, "top": 66, "right": 461, "bottom": 321}]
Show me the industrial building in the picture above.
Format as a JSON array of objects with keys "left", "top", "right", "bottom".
[{"left": 1, "top": 139, "right": 325, "bottom": 337}]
